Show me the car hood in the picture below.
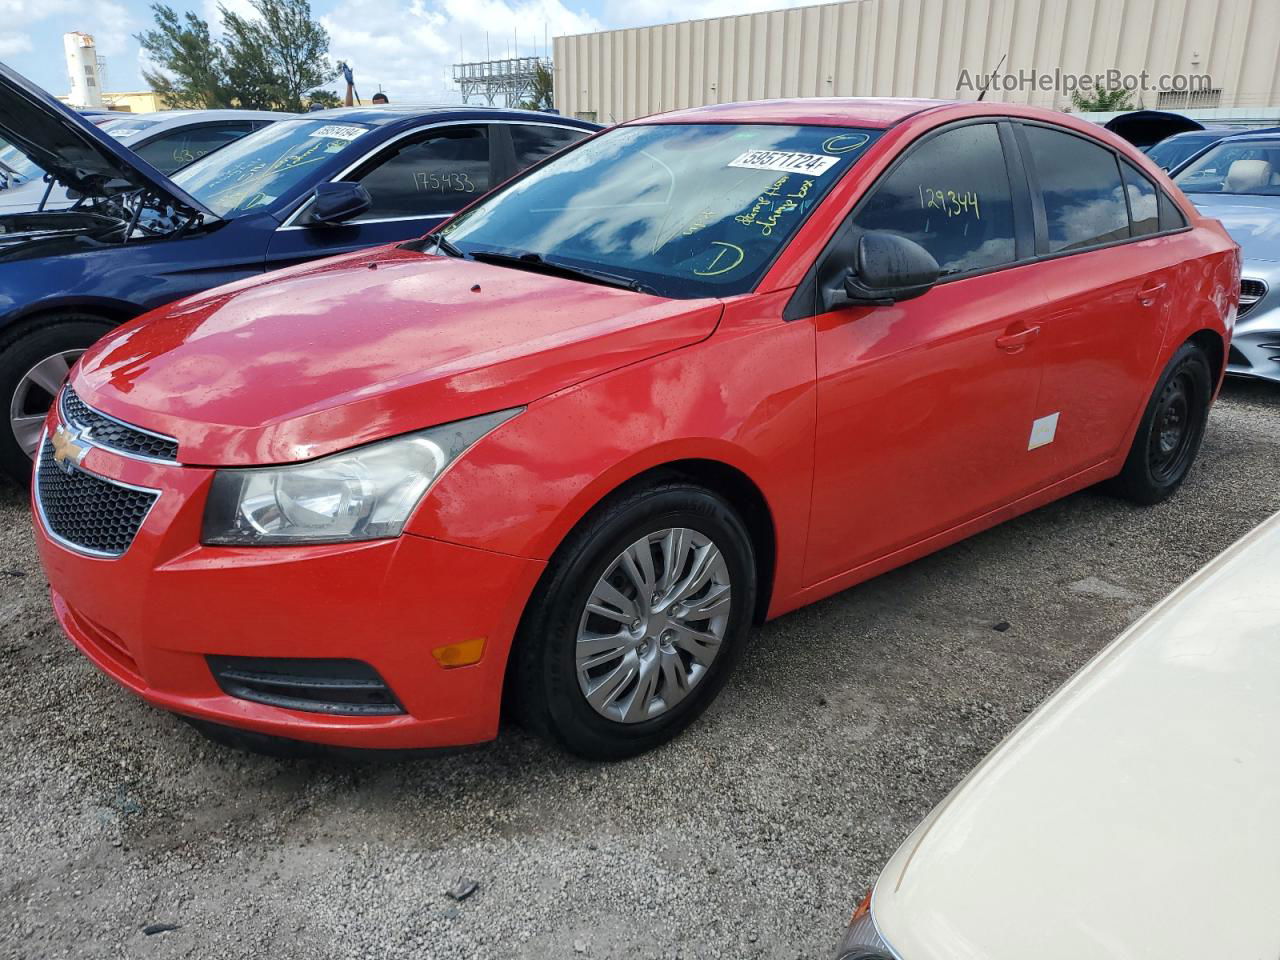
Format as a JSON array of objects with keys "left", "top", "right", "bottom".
[
  {"left": 0, "top": 63, "right": 214, "bottom": 218},
  {"left": 72, "top": 247, "right": 723, "bottom": 466},
  {"left": 871, "top": 510, "right": 1280, "bottom": 960},
  {"left": 1187, "top": 193, "right": 1280, "bottom": 262}
]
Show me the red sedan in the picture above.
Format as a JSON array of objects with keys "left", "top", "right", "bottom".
[{"left": 32, "top": 99, "right": 1238, "bottom": 759}]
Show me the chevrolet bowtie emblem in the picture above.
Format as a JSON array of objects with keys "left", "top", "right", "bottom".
[{"left": 51, "top": 425, "right": 89, "bottom": 475}]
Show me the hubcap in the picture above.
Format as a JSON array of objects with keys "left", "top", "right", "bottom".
[
  {"left": 10, "top": 349, "right": 82, "bottom": 459},
  {"left": 576, "top": 527, "right": 733, "bottom": 724}
]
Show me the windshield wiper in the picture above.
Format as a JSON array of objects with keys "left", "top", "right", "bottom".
[{"left": 471, "top": 249, "right": 657, "bottom": 295}]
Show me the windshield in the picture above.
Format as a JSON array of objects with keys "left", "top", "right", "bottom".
[
  {"left": 442, "top": 123, "right": 881, "bottom": 299},
  {"left": 1146, "top": 134, "right": 1217, "bottom": 172},
  {"left": 1173, "top": 140, "right": 1280, "bottom": 195},
  {"left": 173, "top": 118, "right": 372, "bottom": 217},
  {"left": 0, "top": 139, "right": 41, "bottom": 185}
]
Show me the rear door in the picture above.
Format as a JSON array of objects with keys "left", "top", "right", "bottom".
[
  {"left": 264, "top": 122, "right": 495, "bottom": 269},
  {"left": 804, "top": 120, "right": 1055, "bottom": 584},
  {"left": 1012, "top": 123, "right": 1183, "bottom": 480}
]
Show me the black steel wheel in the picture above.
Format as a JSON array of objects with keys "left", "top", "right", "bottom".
[{"left": 1108, "top": 340, "right": 1213, "bottom": 505}]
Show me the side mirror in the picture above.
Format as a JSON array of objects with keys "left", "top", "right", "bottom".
[
  {"left": 307, "top": 181, "right": 371, "bottom": 226},
  {"left": 842, "top": 231, "right": 941, "bottom": 306}
]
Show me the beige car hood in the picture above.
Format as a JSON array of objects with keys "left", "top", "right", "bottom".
[{"left": 872, "top": 511, "right": 1280, "bottom": 960}]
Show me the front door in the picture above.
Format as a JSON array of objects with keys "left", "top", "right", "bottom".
[
  {"left": 265, "top": 123, "right": 496, "bottom": 270},
  {"left": 804, "top": 121, "right": 1054, "bottom": 585}
]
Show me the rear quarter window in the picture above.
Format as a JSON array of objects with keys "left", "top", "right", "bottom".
[{"left": 1023, "top": 125, "right": 1129, "bottom": 252}]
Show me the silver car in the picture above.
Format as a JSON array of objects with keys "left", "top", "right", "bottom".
[
  {"left": 1173, "top": 133, "right": 1280, "bottom": 383},
  {"left": 0, "top": 109, "right": 289, "bottom": 212}
]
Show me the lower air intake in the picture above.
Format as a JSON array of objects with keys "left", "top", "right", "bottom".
[{"left": 206, "top": 656, "right": 404, "bottom": 716}]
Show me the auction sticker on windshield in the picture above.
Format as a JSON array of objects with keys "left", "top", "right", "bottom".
[
  {"left": 729, "top": 150, "right": 840, "bottom": 175},
  {"left": 308, "top": 125, "right": 366, "bottom": 141}
]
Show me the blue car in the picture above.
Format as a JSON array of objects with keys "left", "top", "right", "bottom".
[{"left": 0, "top": 63, "right": 598, "bottom": 482}]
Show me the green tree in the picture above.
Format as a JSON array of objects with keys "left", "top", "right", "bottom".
[
  {"left": 222, "top": 0, "right": 335, "bottom": 112},
  {"left": 1069, "top": 86, "right": 1136, "bottom": 112},
  {"left": 519, "top": 63, "right": 554, "bottom": 111},
  {"left": 136, "top": 0, "right": 335, "bottom": 112},
  {"left": 135, "top": 5, "right": 231, "bottom": 108}
]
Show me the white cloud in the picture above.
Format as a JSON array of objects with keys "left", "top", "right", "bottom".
[
  {"left": 203, "top": 0, "right": 260, "bottom": 37},
  {"left": 0, "top": 33, "right": 33, "bottom": 57},
  {"left": 599, "top": 0, "right": 815, "bottom": 31},
  {"left": 319, "top": 0, "right": 602, "bottom": 104},
  {"left": 0, "top": 0, "right": 140, "bottom": 89}
]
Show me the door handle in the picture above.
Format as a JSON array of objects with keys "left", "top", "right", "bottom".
[
  {"left": 995, "top": 324, "right": 1041, "bottom": 353},
  {"left": 1137, "top": 281, "right": 1167, "bottom": 307}
]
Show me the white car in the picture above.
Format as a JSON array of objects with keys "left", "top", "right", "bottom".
[
  {"left": 0, "top": 109, "right": 287, "bottom": 212},
  {"left": 837, "top": 510, "right": 1280, "bottom": 960}
]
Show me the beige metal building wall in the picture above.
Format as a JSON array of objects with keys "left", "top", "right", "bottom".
[{"left": 554, "top": 0, "right": 1280, "bottom": 123}]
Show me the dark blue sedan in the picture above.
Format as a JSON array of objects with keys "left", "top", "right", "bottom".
[{"left": 0, "top": 63, "right": 598, "bottom": 482}]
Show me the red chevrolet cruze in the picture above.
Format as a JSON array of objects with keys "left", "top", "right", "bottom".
[{"left": 32, "top": 99, "right": 1237, "bottom": 759}]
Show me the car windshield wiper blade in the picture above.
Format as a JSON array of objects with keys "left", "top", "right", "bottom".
[{"left": 471, "top": 249, "right": 658, "bottom": 295}]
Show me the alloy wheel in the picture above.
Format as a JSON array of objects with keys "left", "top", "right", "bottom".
[
  {"left": 575, "top": 527, "right": 733, "bottom": 724},
  {"left": 9, "top": 349, "right": 82, "bottom": 459}
]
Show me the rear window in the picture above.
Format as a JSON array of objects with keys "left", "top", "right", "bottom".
[
  {"left": 1023, "top": 126, "right": 1129, "bottom": 253},
  {"left": 510, "top": 124, "right": 589, "bottom": 168}
]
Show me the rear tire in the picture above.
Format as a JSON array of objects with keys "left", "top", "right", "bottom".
[
  {"left": 1, "top": 316, "right": 114, "bottom": 486},
  {"left": 1107, "top": 341, "right": 1212, "bottom": 505},
  {"left": 512, "top": 481, "right": 756, "bottom": 760}
]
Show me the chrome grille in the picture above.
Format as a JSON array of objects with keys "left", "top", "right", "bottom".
[
  {"left": 1239, "top": 278, "right": 1267, "bottom": 318},
  {"left": 60, "top": 386, "right": 179, "bottom": 462},
  {"left": 35, "top": 441, "right": 158, "bottom": 556}
]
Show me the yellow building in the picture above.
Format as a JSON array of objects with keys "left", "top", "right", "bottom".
[{"left": 57, "top": 91, "right": 170, "bottom": 114}]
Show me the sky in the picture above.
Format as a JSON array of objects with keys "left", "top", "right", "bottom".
[{"left": 0, "top": 0, "right": 813, "bottom": 104}]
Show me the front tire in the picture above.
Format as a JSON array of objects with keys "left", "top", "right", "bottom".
[
  {"left": 1107, "top": 341, "right": 1213, "bottom": 505},
  {"left": 513, "top": 482, "right": 757, "bottom": 760},
  {"left": 1, "top": 316, "right": 114, "bottom": 486}
]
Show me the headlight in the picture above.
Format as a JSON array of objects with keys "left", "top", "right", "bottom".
[
  {"left": 201, "top": 409, "right": 520, "bottom": 546},
  {"left": 835, "top": 890, "right": 896, "bottom": 960}
]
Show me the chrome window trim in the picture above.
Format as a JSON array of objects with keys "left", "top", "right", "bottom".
[
  {"left": 276, "top": 118, "right": 589, "bottom": 230},
  {"left": 275, "top": 213, "right": 448, "bottom": 233},
  {"left": 33, "top": 428, "right": 163, "bottom": 559},
  {"left": 60, "top": 388, "right": 182, "bottom": 466}
]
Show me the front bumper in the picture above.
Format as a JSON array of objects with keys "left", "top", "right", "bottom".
[
  {"left": 32, "top": 433, "right": 545, "bottom": 750},
  {"left": 1228, "top": 284, "right": 1280, "bottom": 383}
]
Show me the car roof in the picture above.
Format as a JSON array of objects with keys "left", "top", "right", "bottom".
[
  {"left": 303, "top": 105, "right": 599, "bottom": 129},
  {"left": 102, "top": 109, "right": 293, "bottom": 128},
  {"left": 1215, "top": 131, "right": 1280, "bottom": 142},
  {"left": 871, "top": 510, "right": 1280, "bottom": 960},
  {"left": 628, "top": 97, "right": 951, "bottom": 129}
]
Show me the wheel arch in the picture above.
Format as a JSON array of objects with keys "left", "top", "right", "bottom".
[
  {"left": 0, "top": 297, "right": 141, "bottom": 339},
  {"left": 1186, "top": 327, "right": 1226, "bottom": 388},
  {"left": 535, "top": 455, "right": 779, "bottom": 626},
  {"left": 499, "top": 454, "right": 780, "bottom": 727}
]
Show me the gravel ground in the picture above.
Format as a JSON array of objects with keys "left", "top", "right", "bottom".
[{"left": 2, "top": 379, "right": 1278, "bottom": 960}]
